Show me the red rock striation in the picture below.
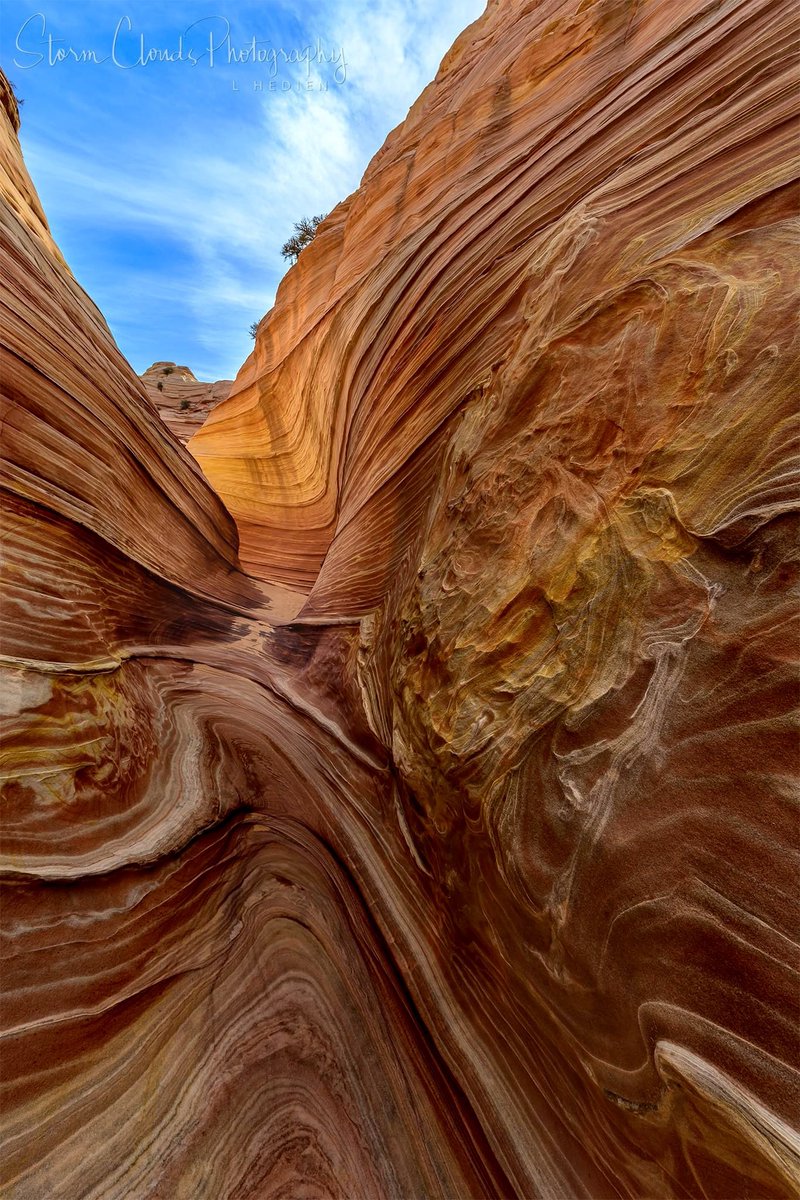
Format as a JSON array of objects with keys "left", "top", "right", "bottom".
[
  {"left": 1, "top": 2, "right": 799, "bottom": 1198},
  {"left": 141, "top": 362, "right": 232, "bottom": 444}
]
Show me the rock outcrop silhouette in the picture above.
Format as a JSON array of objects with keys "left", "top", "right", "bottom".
[{"left": 141, "top": 362, "right": 232, "bottom": 444}]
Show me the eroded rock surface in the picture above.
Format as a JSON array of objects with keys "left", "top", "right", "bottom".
[
  {"left": 1, "top": 2, "right": 799, "bottom": 1197},
  {"left": 141, "top": 362, "right": 232, "bottom": 443}
]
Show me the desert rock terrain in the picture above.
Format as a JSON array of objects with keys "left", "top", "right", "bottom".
[
  {"left": 141, "top": 362, "right": 232, "bottom": 443},
  {"left": 1, "top": 1, "right": 798, "bottom": 1196}
]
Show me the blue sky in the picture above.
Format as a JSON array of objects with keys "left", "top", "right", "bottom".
[{"left": 0, "top": 1, "right": 484, "bottom": 380}]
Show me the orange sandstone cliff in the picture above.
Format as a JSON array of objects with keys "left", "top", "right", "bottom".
[{"left": 1, "top": 1, "right": 799, "bottom": 1197}]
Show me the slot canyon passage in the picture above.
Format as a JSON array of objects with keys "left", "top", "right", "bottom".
[{"left": 1, "top": 0, "right": 799, "bottom": 1195}]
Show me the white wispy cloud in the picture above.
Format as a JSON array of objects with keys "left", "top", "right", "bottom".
[{"left": 13, "top": 0, "right": 485, "bottom": 380}]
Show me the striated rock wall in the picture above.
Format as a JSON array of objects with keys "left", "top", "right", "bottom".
[
  {"left": 189, "top": 0, "right": 799, "bottom": 616},
  {"left": 2, "top": 1, "right": 799, "bottom": 1198}
]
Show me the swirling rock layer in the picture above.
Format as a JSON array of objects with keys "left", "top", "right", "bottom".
[{"left": 1, "top": 3, "right": 799, "bottom": 1198}]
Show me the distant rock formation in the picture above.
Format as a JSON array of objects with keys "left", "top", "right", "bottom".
[
  {"left": 1, "top": 1, "right": 798, "bottom": 1197},
  {"left": 141, "top": 362, "right": 232, "bottom": 444}
]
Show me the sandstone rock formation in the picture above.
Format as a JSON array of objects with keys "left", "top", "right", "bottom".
[
  {"left": 1, "top": 0, "right": 799, "bottom": 1196},
  {"left": 141, "top": 362, "right": 232, "bottom": 444}
]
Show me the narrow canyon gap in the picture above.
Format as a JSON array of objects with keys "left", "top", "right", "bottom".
[{"left": 1, "top": 1, "right": 798, "bottom": 1198}]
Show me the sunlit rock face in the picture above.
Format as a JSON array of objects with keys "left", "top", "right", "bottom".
[
  {"left": 1, "top": 0, "right": 798, "bottom": 1196},
  {"left": 141, "top": 362, "right": 232, "bottom": 443}
]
